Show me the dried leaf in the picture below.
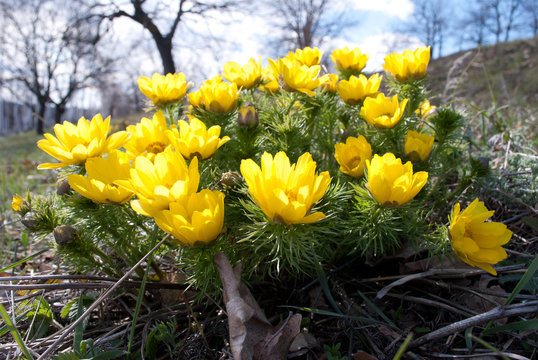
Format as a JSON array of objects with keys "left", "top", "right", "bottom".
[
  {"left": 214, "top": 252, "right": 302, "bottom": 360},
  {"left": 352, "top": 351, "right": 378, "bottom": 360}
]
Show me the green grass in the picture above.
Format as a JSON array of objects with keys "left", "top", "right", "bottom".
[{"left": 0, "top": 131, "right": 54, "bottom": 268}]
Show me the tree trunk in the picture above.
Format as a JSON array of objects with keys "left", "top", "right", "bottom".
[
  {"left": 36, "top": 99, "right": 47, "bottom": 134},
  {"left": 55, "top": 104, "right": 66, "bottom": 124},
  {"left": 154, "top": 36, "right": 175, "bottom": 74}
]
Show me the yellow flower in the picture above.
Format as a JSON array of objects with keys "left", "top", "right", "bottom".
[
  {"left": 167, "top": 117, "right": 230, "bottom": 160},
  {"left": 199, "top": 77, "right": 239, "bottom": 113},
  {"left": 240, "top": 151, "right": 331, "bottom": 225},
  {"left": 404, "top": 130, "right": 434, "bottom": 162},
  {"left": 337, "top": 73, "right": 382, "bottom": 105},
  {"left": 153, "top": 189, "right": 225, "bottom": 246},
  {"left": 365, "top": 153, "right": 428, "bottom": 207},
  {"left": 12, "top": 195, "right": 23, "bottom": 212},
  {"left": 138, "top": 72, "right": 193, "bottom": 106},
  {"left": 124, "top": 111, "right": 173, "bottom": 161},
  {"left": 320, "top": 73, "right": 339, "bottom": 92},
  {"left": 187, "top": 89, "right": 203, "bottom": 108},
  {"left": 383, "top": 46, "right": 430, "bottom": 82},
  {"left": 259, "top": 65, "right": 280, "bottom": 93},
  {"left": 67, "top": 150, "right": 134, "bottom": 205},
  {"left": 222, "top": 57, "right": 262, "bottom": 90},
  {"left": 334, "top": 135, "right": 372, "bottom": 178},
  {"left": 289, "top": 47, "right": 323, "bottom": 66},
  {"left": 120, "top": 148, "right": 200, "bottom": 217},
  {"left": 449, "top": 198, "right": 512, "bottom": 275},
  {"left": 37, "top": 114, "right": 130, "bottom": 169},
  {"left": 268, "top": 57, "right": 327, "bottom": 97},
  {"left": 415, "top": 99, "right": 436, "bottom": 119},
  {"left": 331, "top": 47, "right": 369, "bottom": 73},
  {"left": 360, "top": 93, "right": 408, "bottom": 129}
]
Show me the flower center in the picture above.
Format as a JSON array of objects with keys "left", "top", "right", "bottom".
[
  {"left": 284, "top": 189, "right": 297, "bottom": 202},
  {"left": 146, "top": 142, "right": 166, "bottom": 154},
  {"left": 349, "top": 155, "right": 362, "bottom": 169}
]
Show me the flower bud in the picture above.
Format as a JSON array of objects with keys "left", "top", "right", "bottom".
[
  {"left": 53, "top": 225, "right": 78, "bottom": 246},
  {"left": 237, "top": 104, "right": 259, "bottom": 128},
  {"left": 21, "top": 212, "right": 39, "bottom": 230},
  {"left": 220, "top": 171, "right": 242, "bottom": 188},
  {"left": 56, "top": 178, "right": 71, "bottom": 195}
]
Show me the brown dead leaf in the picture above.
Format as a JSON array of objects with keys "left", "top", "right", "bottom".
[
  {"left": 400, "top": 255, "right": 463, "bottom": 274},
  {"left": 159, "top": 272, "right": 185, "bottom": 307},
  {"left": 352, "top": 351, "right": 378, "bottom": 360},
  {"left": 463, "top": 276, "right": 507, "bottom": 322},
  {"left": 214, "top": 252, "right": 301, "bottom": 360}
]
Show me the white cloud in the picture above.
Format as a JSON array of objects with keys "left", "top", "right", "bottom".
[{"left": 349, "top": 0, "right": 414, "bottom": 20}]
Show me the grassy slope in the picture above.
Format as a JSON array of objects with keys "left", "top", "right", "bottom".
[{"left": 427, "top": 36, "right": 538, "bottom": 109}]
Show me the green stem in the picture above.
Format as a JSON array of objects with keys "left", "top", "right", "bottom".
[{"left": 127, "top": 224, "right": 159, "bottom": 354}]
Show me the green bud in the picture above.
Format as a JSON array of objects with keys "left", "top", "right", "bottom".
[
  {"left": 220, "top": 171, "right": 242, "bottom": 188},
  {"left": 237, "top": 104, "right": 259, "bottom": 128},
  {"left": 21, "top": 212, "right": 38, "bottom": 231},
  {"left": 56, "top": 178, "right": 71, "bottom": 195},
  {"left": 54, "top": 225, "right": 78, "bottom": 246}
]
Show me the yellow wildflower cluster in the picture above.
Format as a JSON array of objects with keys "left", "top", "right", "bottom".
[
  {"left": 30, "top": 43, "right": 510, "bottom": 280},
  {"left": 38, "top": 95, "right": 228, "bottom": 245}
]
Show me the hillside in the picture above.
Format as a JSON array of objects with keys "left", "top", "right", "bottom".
[{"left": 426, "top": 36, "right": 538, "bottom": 110}]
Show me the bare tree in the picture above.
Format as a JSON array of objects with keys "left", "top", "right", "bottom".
[
  {"left": 265, "top": 0, "right": 351, "bottom": 53},
  {"left": 1, "top": 0, "right": 111, "bottom": 133},
  {"left": 399, "top": 0, "right": 449, "bottom": 59},
  {"left": 459, "top": 0, "right": 491, "bottom": 47},
  {"left": 521, "top": 0, "right": 538, "bottom": 37},
  {"left": 1, "top": 0, "right": 56, "bottom": 134},
  {"left": 85, "top": 0, "right": 242, "bottom": 74},
  {"left": 49, "top": 9, "right": 114, "bottom": 124},
  {"left": 470, "top": 0, "right": 523, "bottom": 44}
]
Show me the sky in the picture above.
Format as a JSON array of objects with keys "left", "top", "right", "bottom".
[
  {"left": 0, "top": 0, "right": 426, "bottom": 111},
  {"left": 112, "top": 0, "right": 422, "bottom": 84}
]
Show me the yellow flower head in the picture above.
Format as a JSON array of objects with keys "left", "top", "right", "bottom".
[
  {"left": 259, "top": 65, "right": 280, "bottom": 93},
  {"left": 365, "top": 153, "right": 428, "bottom": 207},
  {"left": 67, "top": 150, "right": 134, "bottom": 205},
  {"left": 199, "top": 77, "right": 239, "bottom": 113},
  {"left": 138, "top": 72, "right": 193, "bottom": 106},
  {"left": 449, "top": 198, "right": 512, "bottom": 275},
  {"left": 331, "top": 47, "right": 369, "bottom": 73},
  {"left": 383, "top": 46, "right": 430, "bottom": 82},
  {"left": 360, "top": 93, "right": 408, "bottom": 129},
  {"left": 222, "top": 57, "right": 262, "bottom": 90},
  {"left": 334, "top": 135, "right": 372, "bottom": 178},
  {"left": 12, "top": 195, "right": 24, "bottom": 212},
  {"left": 415, "top": 99, "right": 436, "bottom": 119},
  {"left": 404, "top": 130, "right": 434, "bottom": 162},
  {"left": 289, "top": 47, "right": 323, "bottom": 66},
  {"left": 337, "top": 73, "right": 382, "bottom": 105},
  {"left": 320, "top": 73, "right": 339, "bottom": 93},
  {"left": 37, "top": 114, "right": 130, "bottom": 169},
  {"left": 240, "top": 151, "right": 331, "bottom": 225},
  {"left": 188, "top": 89, "right": 203, "bottom": 108},
  {"left": 120, "top": 148, "right": 200, "bottom": 217},
  {"left": 124, "top": 111, "right": 173, "bottom": 161},
  {"left": 167, "top": 117, "right": 230, "bottom": 160},
  {"left": 153, "top": 189, "right": 225, "bottom": 246},
  {"left": 268, "top": 57, "right": 327, "bottom": 97}
]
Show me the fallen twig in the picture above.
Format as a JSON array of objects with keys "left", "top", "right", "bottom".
[
  {"left": 36, "top": 234, "right": 169, "bottom": 360},
  {"left": 409, "top": 301, "right": 538, "bottom": 349}
]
